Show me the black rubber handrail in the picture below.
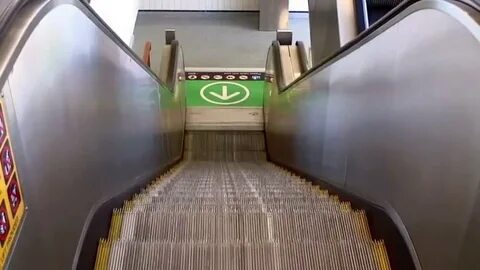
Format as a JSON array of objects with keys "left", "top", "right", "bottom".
[
  {"left": 272, "top": 0, "right": 419, "bottom": 95},
  {"left": 296, "top": 41, "right": 309, "bottom": 74},
  {"left": 0, "top": 0, "right": 27, "bottom": 36},
  {"left": 166, "top": 40, "right": 180, "bottom": 92},
  {"left": 273, "top": 0, "right": 480, "bottom": 96},
  {"left": 271, "top": 41, "right": 287, "bottom": 91},
  {"left": 273, "top": 41, "right": 309, "bottom": 92},
  {"left": 368, "top": 0, "right": 403, "bottom": 7}
]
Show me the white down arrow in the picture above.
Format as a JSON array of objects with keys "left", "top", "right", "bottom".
[
  {"left": 200, "top": 81, "right": 250, "bottom": 105},
  {"left": 209, "top": 86, "right": 241, "bottom": 100}
]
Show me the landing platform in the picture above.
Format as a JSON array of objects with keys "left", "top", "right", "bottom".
[{"left": 185, "top": 68, "right": 265, "bottom": 130}]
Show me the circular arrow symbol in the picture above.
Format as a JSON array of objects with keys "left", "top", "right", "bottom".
[{"left": 200, "top": 82, "right": 250, "bottom": 105}]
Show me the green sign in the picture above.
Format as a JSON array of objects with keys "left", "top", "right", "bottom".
[{"left": 186, "top": 80, "right": 264, "bottom": 107}]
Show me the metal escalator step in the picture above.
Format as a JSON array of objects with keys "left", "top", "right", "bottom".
[
  {"left": 102, "top": 240, "right": 388, "bottom": 270},
  {"left": 113, "top": 214, "right": 370, "bottom": 243},
  {"left": 94, "top": 131, "right": 390, "bottom": 269}
]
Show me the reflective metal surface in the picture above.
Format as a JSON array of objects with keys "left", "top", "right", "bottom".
[
  {"left": 308, "top": 0, "right": 357, "bottom": 65},
  {"left": 0, "top": 0, "right": 23, "bottom": 28},
  {"left": 307, "top": 0, "right": 340, "bottom": 65},
  {"left": 265, "top": 1, "right": 480, "bottom": 269},
  {"left": 272, "top": 41, "right": 307, "bottom": 91},
  {"left": 0, "top": 1, "right": 185, "bottom": 269},
  {"left": 259, "top": 0, "right": 289, "bottom": 31}
]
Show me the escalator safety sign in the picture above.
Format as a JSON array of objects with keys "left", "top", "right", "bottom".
[
  {"left": 186, "top": 71, "right": 265, "bottom": 107},
  {"left": 0, "top": 102, "right": 25, "bottom": 269},
  {"left": 1, "top": 142, "right": 14, "bottom": 183},
  {"left": 0, "top": 202, "right": 9, "bottom": 246},
  {"left": 200, "top": 82, "right": 250, "bottom": 105},
  {"left": 0, "top": 110, "right": 5, "bottom": 144},
  {"left": 7, "top": 175, "right": 21, "bottom": 217}
]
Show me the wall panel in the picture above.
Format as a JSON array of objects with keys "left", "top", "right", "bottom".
[
  {"left": 138, "top": 0, "right": 267, "bottom": 11},
  {"left": 139, "top": 0, "right": 308, "bottom": 11}
]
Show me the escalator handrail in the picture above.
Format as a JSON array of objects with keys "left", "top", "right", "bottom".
[
  {"left": 272, "top": 40, "right": 310, "bottom": 92},
  {"left": 295, "top": 41, "right": 310, "bottom": 74},
  {"left": 367, "top": 0, "right": 404, "bottom": 7},
  {"left": 0, "top": 0, "right": 176, "bottom": 93},
  {"left": 271, "top": 41, "right": 287, "bottom": 91},
  {"left": 166, "top": 40, "right": 180, "bottom": 92},
  {"left": 273, "top": 0, "right": 480, "bottom": 95},
  {"left": 0, "top": 0, "right": 27, "bottom": 34}
]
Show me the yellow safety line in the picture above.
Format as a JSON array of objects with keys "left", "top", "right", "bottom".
[
  {"left": 379, "top": 240, "right": 392, "bottom": 270},
  {"left": 373, "top": 240, "right": 391, "bottom": 270},
  {"left": 94, "top": 239, "right": 112, "bottom": 270},
  {"left": 359, "top": 210, "right": 372, "bottom": 239},
  {"left": 93, "top": 239, "right": 103, "bottom": 270},
  {"left": 107, "top": 211, "right": 117, "bottom": 240}
]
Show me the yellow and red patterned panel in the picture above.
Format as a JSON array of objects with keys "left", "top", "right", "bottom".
[{"left": 0, "top": 101, "right": 24, "bottom": 268}]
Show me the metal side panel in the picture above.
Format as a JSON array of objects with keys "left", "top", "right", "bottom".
[
  {"left": 259, "top": 0, "right": 289, "bottom": 30},
  {"left": 0, "top": 2, "right": 185, "bottom": 270},
  {"left": 0, "top": 0, "right": 21, "bottom": 26},
  {"left": 308, "top": 0, "right": 341, "bottom": 65},
  {"left": 265, "top": 1, "right": 480, "bottom": 269}
]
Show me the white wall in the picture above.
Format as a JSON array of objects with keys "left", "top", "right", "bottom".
[
  {"left": 139, "top": 0, "right": 308, "bottom": 11},
  {"left": 90, "top": 0, "right": 139, "bottom": 46},
  {"left": 289, "top": 0, "right": 309, "bottom": 11},
  {"left": 139, "top": 0, "right": 259, "bottom": 10}
]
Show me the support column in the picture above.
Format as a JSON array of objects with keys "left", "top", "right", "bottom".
[{"left": 259, "top": 0, "right": 289, "bottom": 31}]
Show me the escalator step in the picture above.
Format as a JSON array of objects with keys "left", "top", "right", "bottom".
[{"left": 94, "top": 132, "right": 391, "bottom": 269}]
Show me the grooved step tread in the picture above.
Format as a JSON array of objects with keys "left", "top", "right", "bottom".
[
  {"left": 95, "top": 132, "right": 390, "bottom": 269},
  {"left": 94, "top": 161, "right": 391, "bottom": 270}
]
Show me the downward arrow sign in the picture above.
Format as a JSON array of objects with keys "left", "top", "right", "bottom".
[{"left": 209, "top": 86, "right": 241, "bottom": 101}]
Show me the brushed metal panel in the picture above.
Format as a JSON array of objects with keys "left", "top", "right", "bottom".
[
  {"left": 0, "top": 0, "right": 22, "bottom": 29},
  {"left": 265, "top": 2, "right": 480, "bottom": 269},
  {"left": 458, "top": 183, "right": 480, "bottom": 269},
  {"left": 308, "top": 0, "right": 357, "bottom": 65},
  {"left": 308, "top": 0, "right": 340, "bottom": 64},
  {"left": 337, "top": 0, "right": 357, "bottom": 45},
  {"left": 259, "top": 0, "right": 289, "bottom": 30},
  {"left": 0, "top": 1, "right": 185, "bottom": 269},
  {"left": 0, "top": 0, "right": 19, "bottom": 18},
  {"left": 0, "top": 0, "right": 14, "bottom": 20}
]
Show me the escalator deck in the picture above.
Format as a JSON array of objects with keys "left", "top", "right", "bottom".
[{"left": 94, "top": 131, "right": 391, "bottom": 269}]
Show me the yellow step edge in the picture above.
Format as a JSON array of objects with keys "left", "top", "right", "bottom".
[
  {"left": 379, "top": 240, "right": 392, "bottom": 270},
  {"left": 340, "top": 201, "right": 352, "bottom": 212},
  {"left": 350, "top": 211, "right": 364, "bottom": 239},
  {"left": 358, "top": 210, "right": 372, "bottom": 239},
  {"left": 352, "top": 211, "right": 368, "bottom": 239},
  {"left": 114, "top": 209, "right": 124, "bottom": 240},
  {"left": 373, "top": 240, "right": 391, "bottom": 270},
  {"left": 94, "top": 239, "right": 111, "bottom": 270},
  {"left": 372, "top": 240, "right": 382, "bottom": 269},
  {"left": 107, "top": 210, "right": 118, "bottom": 240},
  {"left": 330, "top": 195, "right": 340, "bottom": 203},
  {"left": 93, "top": 239, "right": 104, "bottom": 270}
]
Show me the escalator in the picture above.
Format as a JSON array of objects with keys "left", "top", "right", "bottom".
[
  {"left": 0, "top": 0, "right": 479, "bottom": 269},
  {"left": 94, "top": 131, "right": 390, "bottom": 269}
]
